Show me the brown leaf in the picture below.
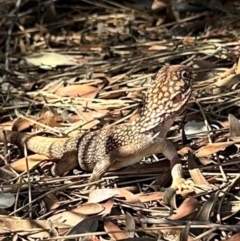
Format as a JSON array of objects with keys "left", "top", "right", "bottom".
[
  {"left": 12, "top": 117, "right": 33, "bottom": 131},
  {"left": 214, "top": 71, "right": 239, "bottom": 88},
  {"left": 198, "top": 157, "right": 214, "bottom": 165},
  {"left": 125, "top": 213, "right": 135, "bottom": 238},
  {"left": 195, "top": 142, "right": 235, "bottom": 157},
  {"left": 88, "top": 189, "right": 120, "bottom": 203},
  {"left": 151, "top": 0, "right": 168, "bottom": 10},
  {"left": 82, "top": 110, "right": 108, "bottom": 121},
  {"left": 43, "top": 193, "right": 60, "bottom": 210},
  {"left": 229, "top": 114, "right": 240, "bottom": 138},
  {"left": 188, "top": 152, "right": 211, "bottom": 186},
  {"left": 10, "top": 154, "right": 50, "bottom": 172},
  {"left": 104, "top": 220, "right": 128, "bottom": 240},
  {"left": 71, "top": 109, "right": 109, "bottom": 130},
  {"left": 37, "top": 109, "right": 61, "bottom": 128},
  {"left": 178, "top": 146, "right": 192, "bottom": 156},
  {"left": 194, "top": 60, "right": 217, "bottom": 68},
  {"left": 168, "top": 198, "right": 200, "bottom": 220},
  {"left": 100, "top": 90, "right": 125, "bottom": 99},
  {"left": 225, "top": 233, "right": 240, "bottom": 241},
  {"left": 116, "top": 188, "right": 144, "bottom": 207},
  {"left": 237, "top": 57, "right": 240, "bottom": 74},
  {"left": 49, "top": 210, "right": 86, "bottom": 227},
  {"left": 0, "top": 215, "right": 68, "bottom": 238},
  {"left": 148, "top": 45, "right": 167, "bottom": 51},
  {"left": 100, "top": 199, "right": 114, "bottom": 216},
  {"left": 73, "top": 203, "right": 104, "bottom": 215},
  {"left": 55, "top": 84, "right": 99, "bottom": 98},
  {"left": 136, "top": 192, "right": 163, "bottom": 202},
  {"left": 0, "top": 121, "right": 14, "bottom": 131},
  {"left": 189, "top": 168, "right": 210, "bottom": 186}
]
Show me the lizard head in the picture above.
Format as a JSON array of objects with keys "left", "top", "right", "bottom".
[
  {"left": 166, "top": 65, "right": 193, "bottom": 109},
  {"left": 138, "top": 65, "right": 193, "bottom": 132}
]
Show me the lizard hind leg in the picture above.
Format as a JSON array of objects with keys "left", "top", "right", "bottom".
[
  {"left": 82, "top": 155, "right": 112, "bottom": 193},
  {"left": 52, "top": 150, "right": 79, "bottom": 176}
]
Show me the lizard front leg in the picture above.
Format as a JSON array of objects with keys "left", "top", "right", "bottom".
[{"left": 160, "top": 139, "right": 193, "bottom": 191}]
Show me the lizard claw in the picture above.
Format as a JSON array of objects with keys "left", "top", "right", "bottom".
[
  {"left": 79, "top": 185, "right": 97, "bottom": 195},
  {"left": 170, "top": 177, "right": 195, "bottom": 191}
]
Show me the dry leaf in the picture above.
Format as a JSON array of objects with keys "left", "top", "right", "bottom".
[
  {"left": 0, "top": 167, "right": 16, "bottom": 180},
  {"left": 184, "top": 121, "right": 208, "bottom": 140},
  {"left": 193, "top": 192, "right": 220, "bottom": 236},
  {"left": 100, "top": 90, "right": 125, "bottom": 99},
  {"left": 73, "top": 203, "right": 104, "bottom": 215},
  {"left": 69, "top": 109, "right": 108, "bottom": 130},
  {"left": 12, "top": 117, "right": 33, "bottom": 131},
  {"left": 55, "top": 84, "right": 99, "bottom": 98},
  {"left": 24, "top": 52, "right": 78, "bottom": 69},
  {"left": 88, "top": 189, "right": 120, "bottom": 203},
  {"left": 225, "top": 233, "right": 240, "bottom": 241},
  {"left": 0, "top": 215, "right": 69, "bottom": 238},
  {"left": 237, "top": 57, "right": 240, "bottom": 74},
  {"left": 116, "top": 188, "right": 144, "bottom": 207},
  {"left": 188, "top": 152, "right": 211, "bottom": 186},
  {"left": 66, "top": 216, "right": 100, "bottom": 238},
  {"left": 104, "top": 220, "right": 129, "bottom": 240},
  {"left": 37, "top": 109, "right": 61, "bottom": 128},
  {"left": 190, "top": 168, "right": 210, "bottom": 186},
  {"left": 10, "top": 154, "right": 50, "bottom": 172},
  {"left": 198, "top": 157, "right": 214, "bottom": 165},
  {"left": 136, "top": 192, "right": 163, "bottom": 202},
  {"left": 148, "top": 45, "right": 167, "bottom": 51},
  {"left": 194, "top": 60, "right": 217, "bottom": 68},
  {"left": 178, "top": 146, "right": 192, "bottom": 156},
  {"left": 125, "top": 213, "right": 135, "bottom": 238},
  {"left": 0, "top": 121, "right": 14, "bottom": 131},
  {"left": 151, "top": 0, "right": 168, "bottom": 10},
  {"left": 49, "top": 210, "right": 85, "bottom": 227},
  {"left": 168, "top": 198, "right": 200, "bottom": 220},
  {"left": 43, "top": 193, "right": 60, "bottom": 210},
  {"left": 100, "top": 199, "right": 114, "bottom": 216},
  {"left": 0, "top": 193, "right": 15, "bottom": 209},
  {"left": 195, "top": 142, "right": 235, "bottom": 157},
  {"left": 229, "top": 114, "right": 240, "bottom": 138}
]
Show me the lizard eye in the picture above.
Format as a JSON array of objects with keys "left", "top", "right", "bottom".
[{"left": 181, "top": 70, "right": 190, "bottom": 81}]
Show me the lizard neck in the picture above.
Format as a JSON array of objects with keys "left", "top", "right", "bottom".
[{"left": 132, "top": 102, "right": 181, "bottom": 137}]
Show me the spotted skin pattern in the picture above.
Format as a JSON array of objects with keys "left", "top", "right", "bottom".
[{"left": 0, "top": 65, "right": 193, "bottom": 191}]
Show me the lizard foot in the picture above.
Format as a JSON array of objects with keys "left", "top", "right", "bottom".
[
  {"left": 79, "top": 185, "right": 97, "bottom": 195},
  {"left": 163, "top": 178, "right": 195, "bottom": 207}
]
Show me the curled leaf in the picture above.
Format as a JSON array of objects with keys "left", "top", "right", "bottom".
[{"left": 195, "top": 142, "right": 235, "bottom": 157}]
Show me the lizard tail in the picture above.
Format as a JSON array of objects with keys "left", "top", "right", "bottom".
[{"left": 0, "top": 130, "right": 70, "bottom": 159}]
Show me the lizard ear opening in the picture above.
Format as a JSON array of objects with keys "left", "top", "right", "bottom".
[{"left": 173, "top": 93, "right": 182, "bottom": 104}]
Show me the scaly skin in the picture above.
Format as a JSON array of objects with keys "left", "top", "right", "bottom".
[{"left": 0, "top": 65, "right": 193, "bottom": 191}]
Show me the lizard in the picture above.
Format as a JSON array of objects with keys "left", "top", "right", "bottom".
[{"left": 0, "top": 65, "right": 193, "bottom": 192}]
